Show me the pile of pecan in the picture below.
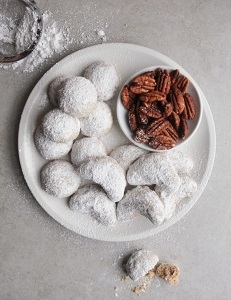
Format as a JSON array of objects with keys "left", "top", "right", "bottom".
[{"left": 121, "top": 68, "right": 196, "bottom": 150}]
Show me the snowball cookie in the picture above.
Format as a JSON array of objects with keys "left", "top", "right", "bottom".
[
  {"left": 69, "top": 184, "right": 117, "bottom": 226},
  {"left": 78, "top": 156, "right": 126, "bottom": 202},
  {"left": 42, "top": 109, "right": 80, "bottom": 143},
  {"left": 84, "top": 61, "right": 120, "bottom": 101},
  {"left": 117, "top": 186, "right": 165, "bottom": 225},
  {"left": 80, "top": 102, "right": 113, "bottom": 137},
  {"left": 127, "top": 153, "right": 181, "bottom": 196},
  {"left": 71, "top": 137, "right": 107, "bottom": 167},
  {"left": 126, "top": 249, "right": 159, "bottom": 281},
  {"left": 166, "top": 150, "right": 193, "bottom": 175},
  {"left": 34, "top": 125, "right": 73, "bottom": 160},
  {"left": 110, "top": 144, "right": 147, "bottom": 172},
  {"left": 47, "top": 76, "right": 68, "bottom": 107},
  {"left": 57, "top": 76, "right": 97, "bottom": 117},
  {"left": 41, "top": 160, "right": 81, "bottom": 198},
  {"left": 155, "top": 175, "right": 197, "bottom": 219}
]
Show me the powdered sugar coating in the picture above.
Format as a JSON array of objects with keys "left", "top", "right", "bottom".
[
  {"left": 41, "top": 160, "right": 81, "bottom": 198},
  {"left": 127, "top": 153, "right": 181, "bottom": 196},
  {"left": 78, "top": 156, "right": 126, "bottom": 202},
  {"left": 58, "top": 76, "right": 97, "bottom": 117},
  {"left": 110, "top": 144, "right": 147, "bottom": 171},
  {"left": 71, "top": 137, "right": 107, "bottom": 167},
  {"left": 84, "top": 61, "right": 120, "bottom": 101},
  {"left": 42, "top": 108, "right": 80, "bottom": 143},
  {"left": 126, "top": 249, "right": 159, "bottom": 281},
  {"left": 117, "top": 186, "right": 165, "bottom": 225},
  {"left": 47, "top": 76, "right": 68, "bottom": 107},
  {"left": 155, "top": 175, "right": 198, "bottom": 219},
  {"left": 69, "top": 184, "right": 116, "bottom": 226},
  {"left": 80, "top": 102, "right": 113, "bottom": 137},
  {"left": 167, "top": 150, "right": 194, "bottom": 175},
  {"left": 34, "top": 125, "right": 73, "bottom": 160}
]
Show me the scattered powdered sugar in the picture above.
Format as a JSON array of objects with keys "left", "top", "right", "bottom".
[{"left": 0, "top": 10, "right": 71, "bottom": 72}]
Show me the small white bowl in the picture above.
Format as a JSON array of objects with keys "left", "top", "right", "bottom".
[{"left": 117, "top": 66, "right": 203, "bottom": 152}]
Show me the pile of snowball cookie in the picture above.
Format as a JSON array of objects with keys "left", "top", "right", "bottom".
[{"left": 34, "top": 61, "right": 198, "bottom": 227}]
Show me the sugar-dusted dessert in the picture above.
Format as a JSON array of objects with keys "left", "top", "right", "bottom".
[
  {"left": 84, "top": 61, "right": 120, "bottom": 101},
  {"left": 41, "top": 108, "right": 80, "bottom": 143},
  {"left": 117, "top": 186, "right": 165, "bottom": 225},
  {"left": 110, "top": 144, "right": 147, "bottom": 172},
  {"left": 47, "top": 76, "right": 68, "bottom": 107},
  {"left": 166, "top": 150, "right": 194, "bottom": 175},
  {"left": 80, "top": 102, "right": 113, "bottom": 137},
  {"left": 78, "top": 156, "right": 126, "bottom": 202},
  {"left": 71, "top": 137, "right": 107, "bottom": 167},
  {"left": 69, "top": 184, "right": 117, "bottom": 226},
  {"left": 155, "top": 175, "right": 197, "bottom": 219},
  {"left": 41, "top": 160, "right": 81, "bottom": 198},
  {"left": 127, "top": 153, "right": 181, "bottom": 196},
  {"left": 126, "top": 249, "right": 159, "bottom": 281},
  {"left": 57, "top": 76, "right": 97, "bottom": 117},
  {"left": 34, "top": 125, "right": 73, "bottom": 160}
]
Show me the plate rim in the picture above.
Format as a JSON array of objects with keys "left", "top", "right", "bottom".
[{"left": 18, "top": 43, "right": 216, "bottom": 242}]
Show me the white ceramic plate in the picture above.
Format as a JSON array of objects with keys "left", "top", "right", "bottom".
[{"left": 18, "top": 43, "right": 216, "bottom": 242}]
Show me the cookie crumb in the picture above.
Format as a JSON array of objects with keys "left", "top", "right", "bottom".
[
  {"left": 155, "top": 263, "right": 180, "bottom": 285},
  {"left": 121, "top": 275, "right": 130, "bottom": 281},
  {"left": 131, "top": 282, "right": 149, "bottom": 294},
  {"left": 146, "top": 269, "right": 155, "bottom": 279}
]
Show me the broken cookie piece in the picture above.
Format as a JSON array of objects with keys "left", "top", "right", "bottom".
[{"left": 155, "top": 263, "right": 180, "bottom": 285}]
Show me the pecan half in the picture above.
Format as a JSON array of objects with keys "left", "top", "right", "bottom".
[
  {"left": 130, "top": 83, "right": 150, "bottom": 94},
  {"left": 168, "top": 87, "right": 185, "bottom": 114},
  {"left": 121, "top": 85, "right": 136, "bottom": 110},
  {"left": 168, "top": 111, "right": 181, "bottom": 131},
  {"left": 132, "top": 74, "right": 156, "bottom": 90},
  {"left": 173, "top": 76, "right": 189, "bottom": 93},
  {"left": 182, "top": 93, "right": 196, "bottom": 119},
  {"left": 149, "top": 135, "right": 176, "bottom": 150},
  {"left": 139, "top": 102, "right": 162, "bottom": 119},
  {"left": 170, "top": 69, "right": 180, "bottom": 86},
  {"left": 162, "top": 102, "right": 173, "bottom": 118},
  {"left": 146, "top": 118, "right": 169, "bottom": 138},
  {"left": 178, "top": 118, "right": 189, "bottom": 139},
  {"left": 128, "top": 104, "right": 137, "bottom": 131},
  {"left": 140, "top": 91, "right": 166, "bottom": 102},
  {"left": 134, "top": 128, "right": 150, "bottom": 143},
  {"left": 155, "top": 69, "right": 171, "bottom": 94}
]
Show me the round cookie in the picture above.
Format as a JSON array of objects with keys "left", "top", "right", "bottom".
[
  {"left": 41, "top": 160, "right": 81, "bottom": 198},
  {"left": 34, "top": 125, "right": 73, "bottom": 160},
  {"left": 71, "top": 137, "right": 107, "bottom": 167},
  {"left": 42, "top": 108, "right": 80, "bottom": 143},
  {"left": 84, "top": 61, "right": 120, "bottom": 101},
  {"left": 47, "top": 76, "right": 68, "bottom": 107},
  {"left": 57, "top": 76, "right": 97, "bottom": 117},
  {"left": 80, "top": 102, "right": 113, "bottom": 137},
  {"left": 69, "top": 184, "right": 116, "bottom": 226}
]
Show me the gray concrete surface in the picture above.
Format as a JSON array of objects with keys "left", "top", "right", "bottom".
[{"left": 0, "top": 0, "right": 230, "bottom": 299}]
